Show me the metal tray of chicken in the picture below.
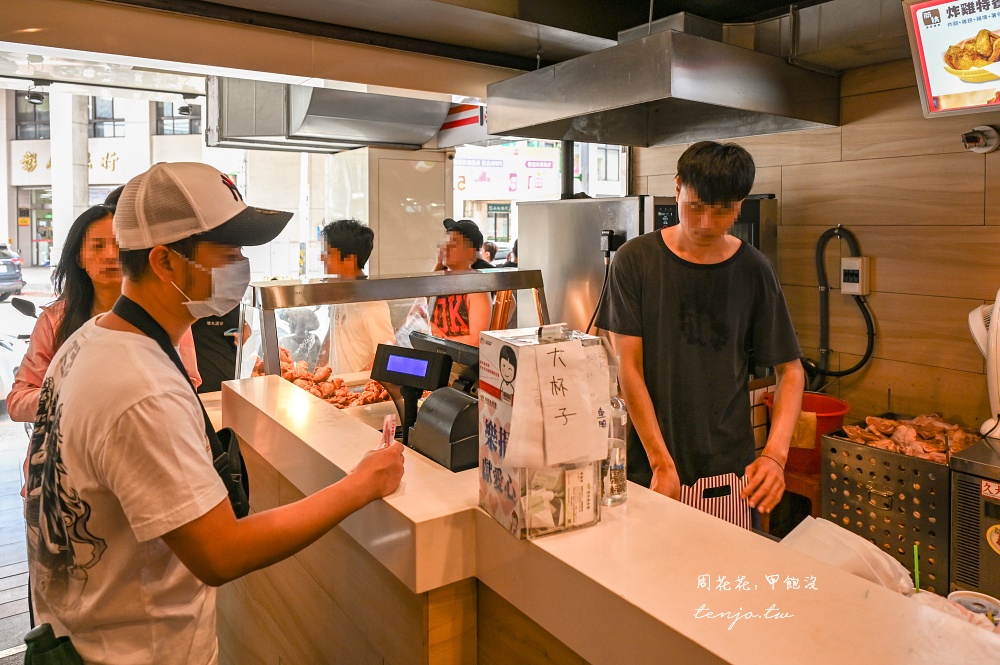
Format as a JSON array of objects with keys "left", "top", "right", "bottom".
[{"left": 820, "top": 413, "right": 969, "bottom": 595}]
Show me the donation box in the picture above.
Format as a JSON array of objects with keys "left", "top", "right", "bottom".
[{"left": 478, "top": 326, "right": 610, "bottom": 539}]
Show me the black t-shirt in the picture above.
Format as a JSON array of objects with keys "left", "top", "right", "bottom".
[
  {"left": 471, "top": 258, "right": 494, "bottom": 270},
  {"left": 595, "top": 231, "right": 801, "bottom": 487},
  {"left": 191, "top": 306, "right": 242, "bottom": 393}
]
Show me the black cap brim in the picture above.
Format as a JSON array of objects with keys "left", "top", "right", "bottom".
[
  {"left": 197, "top": 206, "right": 293, "bottom": 247},
  {"left": 442, "top": 218, "right": 483, "bottom": 250}
]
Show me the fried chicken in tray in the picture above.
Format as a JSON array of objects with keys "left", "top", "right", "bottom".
[
  {"left": 945, "top": 29, "right": 1000, "bottom": 70},
  {"left": 251, "top": 347, "right": 392, "bottom": 409},
  {"left": 840, "top": 414, "right": 978, "bottom": 464}
]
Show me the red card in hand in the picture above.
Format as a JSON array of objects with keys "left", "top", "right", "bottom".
[{"left": 380, "top": 415, "right": 397, "bottom": 449}]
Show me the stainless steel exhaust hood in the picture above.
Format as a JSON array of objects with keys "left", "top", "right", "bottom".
[
  {"left": 486, "top": 29, "right": 840, "bottom": 147},
  {"left": 207, "top": 76, "right": 452, "bottom": 153}
]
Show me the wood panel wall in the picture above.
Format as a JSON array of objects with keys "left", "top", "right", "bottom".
[{"left": 632, "top": 59, "right": 1000, "bottom": 428}]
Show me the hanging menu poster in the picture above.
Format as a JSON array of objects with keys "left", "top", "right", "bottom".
[{"left": 906, "top": 0, "right": 1000, "bottom": 114}]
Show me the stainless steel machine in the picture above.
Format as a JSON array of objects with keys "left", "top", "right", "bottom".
[
  {"left": 517, "top": 196, "right": 671, "bottom": 331},
  {"left": 950, "top": 437, "right": 1000, "bottom": 597}
]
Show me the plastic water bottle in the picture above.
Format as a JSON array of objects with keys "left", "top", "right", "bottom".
[{"left": 602, "top": 382, "right": 628, "bottom": 506}]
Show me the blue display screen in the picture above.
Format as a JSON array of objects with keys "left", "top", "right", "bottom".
[{"left": 387, "top": 354, "right": 429, "bottom": 377}]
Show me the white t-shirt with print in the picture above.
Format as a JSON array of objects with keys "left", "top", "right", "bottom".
[
  {"left": 25, "top": 318, "right": 229, "bottom": 665},
  {"left": 324, "top": 300, "right": 395, "bottom": 373}
]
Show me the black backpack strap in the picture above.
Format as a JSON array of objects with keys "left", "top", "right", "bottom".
[{"left": 111, "top": 295, "right": 249, "bottom": 517}]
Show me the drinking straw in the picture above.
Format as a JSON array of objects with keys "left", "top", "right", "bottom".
[{"left": 913, "top": 544, "right": 921, "bottom": 593}]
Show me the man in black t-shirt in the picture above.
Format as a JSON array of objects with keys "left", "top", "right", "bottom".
[
  {"left": 191, "top": 305, "right": 241, "bottom": 393},
  {"left": 595, "top": 142, "right": 805, "bottom": 516}
]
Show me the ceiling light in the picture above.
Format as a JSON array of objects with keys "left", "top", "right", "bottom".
[
  {"left": 25, "top": 86, "right": 44, "bottom": 105},
  {"left": 177, "top": 105, "right": 192, "bottom": 116}
]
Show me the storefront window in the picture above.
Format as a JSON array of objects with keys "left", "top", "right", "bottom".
[
  {"left": 597, "top": 144, "right": 620, "bottom": 181},
  {"left": 89, "top": 97, "right": 125, "bottom": 138},
  {"left": 486, "top": 203, "right": 511, "bottom": 242},
  {"left": 155, "top": 102, "right": 202, "bottom": 135},
  {"left": 452, "top": 139, "right": 628, "bottom": 246},
  {"left": 16, "top": 188, "right": 53, "bottom": 267},
  {"left": 15, "top": 92, "right": 50, "bottom": 140}
]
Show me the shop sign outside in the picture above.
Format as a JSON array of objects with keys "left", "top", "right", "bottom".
[
  {"left": 453, "top": 145, "right": 561, "bottom": 240},
  {"left": 9, "top": 137, "right": 148, "bottom": 187},
  {"left": 453, "top": 145, "right": 560, "bottom": 201}
]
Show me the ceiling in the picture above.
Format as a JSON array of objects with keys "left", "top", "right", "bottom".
[
  {"left": 104, "top": 0, "right": 823, "bottom": 69},
  {"left": 0, "top": 0, "right": 832, "bottom": 105}
]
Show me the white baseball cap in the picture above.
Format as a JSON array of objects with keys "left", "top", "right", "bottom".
[{"left": 114, "top": 162, "right": 293, "bottom": 250}]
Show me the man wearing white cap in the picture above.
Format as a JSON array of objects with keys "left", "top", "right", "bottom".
[{"left": 24, "top": 163, "right": 404, "bottom": 664}]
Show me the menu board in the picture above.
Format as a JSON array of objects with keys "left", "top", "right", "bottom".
[{"left": 905, "top": 0, "right": 1000, "bottom": 116}]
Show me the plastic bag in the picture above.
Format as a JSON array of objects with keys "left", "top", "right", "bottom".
[
  {"left": 780, "top": 517, "right": 915, "bottom": 595},
  {"left": 909, "top": 591, "right": 1000, "bottom": 634}
]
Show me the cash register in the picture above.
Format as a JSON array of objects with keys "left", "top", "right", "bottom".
[{"left": 370, "top": 333, "right": 479, "bottom": 472}]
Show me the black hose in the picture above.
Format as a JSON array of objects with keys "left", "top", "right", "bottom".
[
  {"left": 803, "top": 225, "right": 876, "bottom": 390},
  {"left": 587, "top": 258, "right": 611, "bottom": 334}
]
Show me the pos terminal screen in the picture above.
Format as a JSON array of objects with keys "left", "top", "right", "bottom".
[
  {"left": 370, "top": 344, "right": 452, "bottom": 392},
  {"left": 386, "top": 355, "right": 429, "bottom": 378}
]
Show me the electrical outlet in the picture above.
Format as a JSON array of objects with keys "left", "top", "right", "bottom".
[
  {"left": 841, "top": 256, "right": 870, "bottom": 296},
  {"left": 600, "top": 230, "right": 626, "bottom": 253}
]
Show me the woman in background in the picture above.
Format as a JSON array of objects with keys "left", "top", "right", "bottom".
[
  {"left": 8, "top": 204, "right": 200, "bottom": 422},
  {"left": 481, "top": 241, "right": 498, "bottom": 265}
]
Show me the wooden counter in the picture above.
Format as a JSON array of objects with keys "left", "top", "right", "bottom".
[{"left": 218, "top": 376, "right": 1000, "bottom": 664}]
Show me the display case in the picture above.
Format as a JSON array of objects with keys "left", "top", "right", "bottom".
[{"left": 236, "top": 269, "right": 550, "bottom": 427}]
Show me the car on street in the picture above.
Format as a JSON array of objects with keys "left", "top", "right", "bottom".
[
  {"left": 491, "top": 242, "right": 512, "bottom": 266},
  {"left": 0, "top": 246, "right": 25, "bottom": 302}
]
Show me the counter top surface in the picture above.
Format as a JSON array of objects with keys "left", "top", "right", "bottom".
[
  {"left": 223, "top": 377, "right": 478, "bottom": 593},
  {"left": 222, "top": 376, "right": 1000, "bottom": 664},
  {"left": 479, "top": 486, "right": 1000, "bottom": 664}
]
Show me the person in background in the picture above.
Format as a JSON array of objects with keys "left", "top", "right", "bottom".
[
  {"left": 501, "top": 239, "right": 518, "bottom": 268},
  {"left": 481, "top": 241, "right": 498, "bottom": 265},
  {"left": 278, "top": 308, "right": 322, "bottom": 369},
  {"left": 430, "top": 218, "right": 493, "bottom": 347},
  {"left": 317, "top": 219, "right": 395, "bottom": 373},
  {"left": 103, "top": 184, "right": 125, "bottom": 208},
  {"left": 595, "top": 141, "right": 804, "bottom": 517},
  {"left": 191, "top": 305, "right": 241, "bottom": 393},
  {"left": 8, "top": 204, "right": 201, "bottom": 422},
  {"left": 25, "top": 162, "right": 403, "bottom": 664}
]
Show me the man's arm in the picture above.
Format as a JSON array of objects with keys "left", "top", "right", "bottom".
[
  {"left": 741, "top": 358, "right": 805, "bottom": 513},
  {"left": 161, "top": 442, "right": 405, "bottom": 587},
  {"left": 612, "top": 332, "right": 680, "bottom": 499}
]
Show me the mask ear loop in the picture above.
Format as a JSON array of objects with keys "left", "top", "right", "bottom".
[{"left": 170, "top": 247, "right": 206, "bottom": 295}]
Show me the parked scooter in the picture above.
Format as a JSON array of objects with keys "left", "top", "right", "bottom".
[
  {"left": 8, "top": 297, "right": 36, "bottom": 438},
  {"left": 12, "top": 297, "right": 37, "bottom": 320}
]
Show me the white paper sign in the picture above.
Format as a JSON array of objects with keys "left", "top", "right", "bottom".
[
  {"left": 503, "top": 345, "right": 545, "bottom": 467},
  {"left": 538, "top": 340, "right": 607, "bottom": 465}
]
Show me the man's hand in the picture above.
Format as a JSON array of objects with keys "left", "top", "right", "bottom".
[
  {"left": 351, "top": 441, "right": 405, "bottom": 502},
  {"left": 742, "top": 456, "right": 785, "bottom": 513},
  {"left": 650, "top": 465, "right": 681, "bottom": 500}
]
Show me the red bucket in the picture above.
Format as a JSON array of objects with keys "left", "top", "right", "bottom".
[{"left": 763, "top": 391, "right": 850, "bottom": 474}]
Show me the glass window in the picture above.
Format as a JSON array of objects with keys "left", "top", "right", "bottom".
[
  {"left": 597, "top": 145, "right": 620, "bottom": 182},
  {"left": 15, "top": 92, "right": 50, "bottom": 140},
  {"left": 155, "top": 101, "right": 202, "bottom": 135},
  {"left": 486, "top": 208, "right": 511, "bottom": 242},
  {"left": 88, "top": 97, "right": 125, "bottom": 138}
]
